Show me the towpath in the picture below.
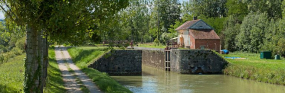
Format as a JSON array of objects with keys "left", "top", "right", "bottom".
[{"left": 55, "top": 46, "right": 102, "bottom": 93}]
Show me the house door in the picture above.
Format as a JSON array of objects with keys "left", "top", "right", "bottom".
[{"left": 180, "top": 36, "right": 184, "bottom": 47}]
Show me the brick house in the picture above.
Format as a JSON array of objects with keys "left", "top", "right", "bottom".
[{"left": 175, "top": 17, "right": 220, "bottom": 51}]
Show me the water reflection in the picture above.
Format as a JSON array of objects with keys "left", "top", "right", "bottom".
[{"left": 111, "top": 65, "right": 285, "bottom": 93}]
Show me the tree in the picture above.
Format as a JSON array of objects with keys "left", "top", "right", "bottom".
[
  {"left": 149, "top": 0, "right": 181, "bottom": 42},
  {"left": 226, "top": 0, "right": 248, "bottom": 22},
  {"left": 282, "top": 0, "right": 285, "bottom": 18},
  {"left": 190, "top": 0, "right": 227, "bottom": 17},
  {"left": 0, "top": 0, "right": 129, "bottom": 92},
  {"left": 242, "top": 0, "right": 282, "bottom": 19},
  {"left": 222, "top": 15, "right": 241, "bottom": 51},
  {"left": 236, "top": 12, "right": 268, "bottom": 52}
]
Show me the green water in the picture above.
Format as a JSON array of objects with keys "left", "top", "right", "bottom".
[{"left": 111, "top": 65, "right": 285, "bottom": 93}]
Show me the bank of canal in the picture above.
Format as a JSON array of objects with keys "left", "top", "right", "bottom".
[{"left": 111, "top": 65, "right": 285, "bottom": 93}]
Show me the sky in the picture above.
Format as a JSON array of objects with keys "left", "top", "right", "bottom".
[
  {"left": 0, "top": 0, "right": 189, "bottom": 19},
  {"left": 0, "top": 11, "right": 4, "bottom": 19}
]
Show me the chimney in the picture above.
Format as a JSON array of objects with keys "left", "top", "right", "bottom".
[{"left": 193, "top": 16, "right": 197, "bottom": 20}]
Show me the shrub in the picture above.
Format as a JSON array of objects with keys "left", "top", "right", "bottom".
[
  {"left": 0, "top": 54, "right": 3, "bottom": 64},
  {"left": 11, "top": 47, "right": 23, "bottom": 55},
  {"left": 15, "top": 37, "right": 26, "bottom": 51},
  {"left": 154, "top": 38, "right": 160, "bottom": 46}
]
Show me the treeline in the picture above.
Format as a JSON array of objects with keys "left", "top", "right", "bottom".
[
  {"left": 0, "top": 20, "right": 25, "bottom": 64},
  {"left": 222, "top": 0, "right": 285, "bottom": 55},
  {"left": 98, "top": 0, "right": 285, "bottom": 55},
  {"left": 96, "top": 0, "right": 180, "bottom": 45}
]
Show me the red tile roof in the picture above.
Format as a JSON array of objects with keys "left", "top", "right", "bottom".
[
  {"left": 175, "top": 20, "right": 200, "bottom": 30},
  {"left": 189, "top": 29, "right": 220, "bottom": 39}
]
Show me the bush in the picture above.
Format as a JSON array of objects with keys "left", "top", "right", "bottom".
[
  {"left": 0, "top": 54, "right": 3, "bottom": 64},
  {"left": 15, "top": 37, "right": 26, "bottom": 51},
  {"left": 11, "top": 47, "right": 23, "bottom": 55},
  {"left": 154, "top": 38, "right": 160, "bottom": 46},
  {"left": 0, "top": 47, "right": 23, "bottom": 64},
  {"left": 0, "top": 45, "right": 8, "bottom": 53}
]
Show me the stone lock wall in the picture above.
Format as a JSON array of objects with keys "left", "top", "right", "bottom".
[
  {"left": 142, "top": 50, "right": 165, "bottom": 69},
  {"left": 88, "top": 49, "right": 227, "bottom": 75},
  {"left": 170, "top": 49, "right": 228, "bottom": 74},
  {"left": 88, "top": 50, "right": 142, "bottom": 75}
]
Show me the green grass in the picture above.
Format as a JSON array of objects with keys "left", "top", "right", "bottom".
[
  {"left": 222, "top": 52, "right": 285, "bottom": 85},
  {"left": 0, "top": 54, "right": 25, "bottom": 93},
  {"left": 44, "top": 48, "right": 66, "bottom": 93},
  {"left": 138, "top": 43, "right": 166, "bottom": 48},
  {"left": 67, "top": 47, "right": 132, "bottom": 93}
]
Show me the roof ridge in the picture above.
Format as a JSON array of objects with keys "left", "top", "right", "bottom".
[
  {"left": 175, "top": 20, "right": 199, "bottom": 31},
  {"left": 188, "top": 19, "right": 213, "bottom": 30}
]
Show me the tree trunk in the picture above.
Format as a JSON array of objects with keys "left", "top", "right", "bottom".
[
  {"left": 43, "top": 33, "right": 48, "bottom": 87},
  {"left": 25, "top": 25, "right": 43, "bottom": 93},
  {"left": 38, "top": 30, "right": 44, "bottom": 93}
]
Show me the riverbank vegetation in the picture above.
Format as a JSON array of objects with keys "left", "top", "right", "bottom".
[
  {"left": 67, "top": 47, "right": 132, "bottom": 93},
  {"left": 223, "top": 52, "right": 285, "bottom": 85}
]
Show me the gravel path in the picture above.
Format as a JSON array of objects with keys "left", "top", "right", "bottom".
[
  {"left": 55, "top": 46, "right": 82, "bottom": 93},
  {"left": 55, "top": 46, "right": 102, "bottom": 93}
]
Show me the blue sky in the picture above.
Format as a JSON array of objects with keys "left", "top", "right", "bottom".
[{"left": 0, "top": 0, "right": 189, "bottom": 19}]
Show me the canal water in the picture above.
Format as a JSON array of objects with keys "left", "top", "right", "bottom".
[{"left": 111, "top": 65, "right": 285, "bottom": 93}]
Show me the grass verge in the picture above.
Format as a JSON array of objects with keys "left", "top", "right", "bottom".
[
  {"left": 138, "top": 43, "right": 166, "bottom": 48},
  {"left": 0, "top": 54, "right": 25, "bottom": 93},
  {"left": 222, "top": 52, "right": 285, "bottom": 85},
  {"left": 44, "top": 48, "right": 66, "bottom": 93},
  {"left": 67, "top": 47, "right": 132, "bottom": 93}
]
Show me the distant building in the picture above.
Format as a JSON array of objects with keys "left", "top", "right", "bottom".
[{"left": 175, "top": 17, "right": 220, "bottom": 51}]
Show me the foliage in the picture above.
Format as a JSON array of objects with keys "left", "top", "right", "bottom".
[
  {"left": 154, "top": 38, "right": 160, "bottom": 46},
  {"left": 223, "top": 52, "right": 285, "bottom": 85},
  {"left": 43, "top": 48, "right": 66, "bottom": 93},
  {"left": 190, "top": 0, "right": 227, "bottom": 17},
  {"left": 148, "top": 0, "right": 181, "bottom": 42},
  {"left": 222, "top": 15, "right": 241, "bottom": 51},
  {"left": 0, "top": 20, "right": 25, "bottom": 53},
  {"left": 242, "top": 0, "right": 283, "bottom": 19},
  {"left": 0, "top": 54, "right": 25, "bottom": 93},
  {"left": 283, "top": 0, "right": 285, "bottom": 18},
  {"left": 261, "top": 19, "right": 285, "bottom": 55},
  {"left": 236, "top": 12, "right": 268, "bottom": 52},
  {"left": 276, "top": 38, "right": 285, "bottom": 55},
  {"left": 67, "top": 47, "right": 132, "bottom": 93},
  {"left": 226, "top": 0, "right": 248, "bottom": 21}
]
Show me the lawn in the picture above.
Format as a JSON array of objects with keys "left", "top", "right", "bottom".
[
  {"left": 223, "top": 52, "right": 285, "bottom": 69},
  {"left": 67, "top": 47, "right": 132, "bottom": 93},
  {"left": 0, "top": 54, "right": 25, "bottom": 93},
  {"left": 222, "top": 52, "right": 285, "bottom": 85}
]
